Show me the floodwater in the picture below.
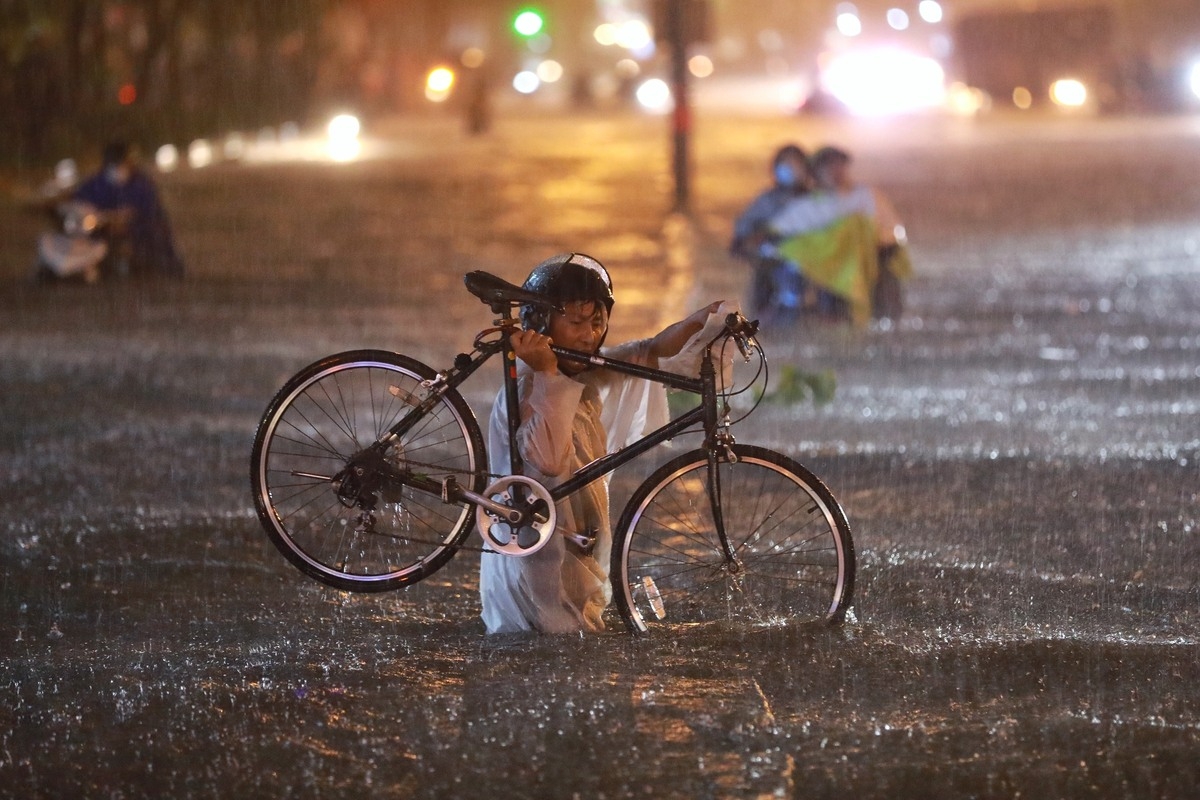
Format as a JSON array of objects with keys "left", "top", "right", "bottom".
[{"left": 2, "top": 111, "right": 1198, "bottom": 798}]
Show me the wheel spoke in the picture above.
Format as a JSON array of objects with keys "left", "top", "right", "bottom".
[
  {"left": 251, "top": 352, "right": 483, "bottom": 591},
  {"left": 614, "top": 445, "right": 854, "bottom": 631}
]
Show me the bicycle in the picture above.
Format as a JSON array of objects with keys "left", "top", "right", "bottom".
[{"left": 249, "top": 270, "right": 855, "bottom": 633}]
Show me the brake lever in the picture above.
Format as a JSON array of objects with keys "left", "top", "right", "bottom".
[
  {"left": 733, "top": 333, "right": 752, "bottom": 362},
  {"left": 724, "top": 312, "right": 757, "bottom": 362}
]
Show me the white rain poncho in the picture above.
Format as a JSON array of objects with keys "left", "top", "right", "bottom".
[{"left": 479, "top": 305, "right": 737, "bottom": 634}]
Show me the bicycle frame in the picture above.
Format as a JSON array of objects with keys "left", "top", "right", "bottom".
[
  {"left": 362, "top": 302, "right": 742, "bottom": 560},
  {"left": 251, "top": 271, "right": 852, "bottom": 621}
]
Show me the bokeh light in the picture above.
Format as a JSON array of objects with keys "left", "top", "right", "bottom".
[
  {"left": 513, "top": 10, "right": 544, "bottom": 37},
  {"left": 836, "top": 12, "right": 862, "bottom": 37},
  {"left": 594, "top": 23, "right": 617, "bottom": 46},
  {"left": 425, "top": 67, "right": 455, "bottom": 102},
  {"left": 688, "top": 55, "right": 714, "bottom": 79},
  {"left": 187, "top": 139, "right": 214, "bottom": 168},
  {"left": 616, "top": 19, "right": 652, "bottom": 51},
  {"left": 821, "top": 48, "right": 945, "bottom": 115},
  {"left": 223, "top": 133, "right": 245, "bottom": 161},
  {"left": 536, "top": 60, "right": 564, "bottom": 83},
  {"left": 461, "top": 48, "right": 485, "bottom": 69},
  {"left": 1050, "top": 78, "right": 1088, "bottom": 107},
  {"left": 54, "top": 158, "right": 78, "bottom": 187},
  {"left": 946, "top": 82, "right": 987, "bottom": 115},
  {"left": 635, "top": 78, "right": 672, "bottom": 113},
  {"left": 155, "top": 145, "right": 179, "bottom": 172},
  {"left": 513, "top": 70, "right": 540, "bottom": 94},
  {"left": 326, "top": 114, "right": 361, "bottom": 162}
]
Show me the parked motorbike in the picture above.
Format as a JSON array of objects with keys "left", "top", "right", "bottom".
[{"left": 33, "top": 200, "right": 129, "bottom": 284}]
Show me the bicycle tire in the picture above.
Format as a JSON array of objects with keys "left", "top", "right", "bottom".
[
  {"left": 250, "top": 350, "right": 485, "bottom": 592},
  {"left": 611, "top": 444, "right": 854, "bottom": 633}
]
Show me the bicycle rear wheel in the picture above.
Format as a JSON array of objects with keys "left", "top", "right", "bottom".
[
  {"left": 612, "top": 444, "right": 854, "bottom": 633},
  {"left": 250, "top": 350, "right": 485, "bottom": 592}
]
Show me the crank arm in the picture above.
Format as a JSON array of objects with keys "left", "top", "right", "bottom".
[
  {"left": 563, "top": 531, "right": 594, "bottom": 548},
  {"left": 442, "top": 477, "right": 524, "bottom": 524}
]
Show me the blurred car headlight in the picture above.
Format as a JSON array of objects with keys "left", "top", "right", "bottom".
[
  {"left": 1049, "top": 78, "right": 1088, "bottom": 108},
  {"left": 820, "top": 48, "right": 946, "bottom": 116},
  {"left": 327, "top": 113, "right": 361, "bottom": 162},
  {"left": 1189, "top": 62, "right": 1200, "bottom": 102}
]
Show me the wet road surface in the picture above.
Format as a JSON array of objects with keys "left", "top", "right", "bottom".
[{"left": 1, "top": 111, "right": 1198, "bottom": 798}]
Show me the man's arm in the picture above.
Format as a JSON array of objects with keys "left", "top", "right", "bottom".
[{"left": 650, "top": 302, "right": 723, "bottom": 359}]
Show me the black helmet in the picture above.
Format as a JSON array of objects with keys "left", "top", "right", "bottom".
[{"left": 519, "top": 252, "right": 614, "bottom": 336}]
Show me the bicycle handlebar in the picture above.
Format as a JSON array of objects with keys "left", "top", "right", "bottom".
[{"left": 724, "top": 312, "right": 759, "bottom": 362}]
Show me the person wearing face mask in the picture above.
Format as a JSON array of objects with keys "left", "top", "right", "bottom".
[
  {"left": 729, "top": 144, "right": 812, "bottom": 326},
  {"left": 73, "top": 141, "right": 185, "bottom": 278},
  {"left": 766, "top": 145, "right": 912, "bottom": 326}
]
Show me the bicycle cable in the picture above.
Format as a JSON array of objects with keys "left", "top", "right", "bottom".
[{"left": 717, "top": 334, "right": 769, "bottom": 428}]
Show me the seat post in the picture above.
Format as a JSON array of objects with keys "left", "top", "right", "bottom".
[{"left": 498, "top": 304, "right": 525, "bottom": 476}]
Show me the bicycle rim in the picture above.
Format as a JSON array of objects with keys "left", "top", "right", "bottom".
[
  {"left": 250, "top": 350, "right": 484, "bottom": 591},
  {"left": 613, "top": 444, "right": 854, "bottom": 633}
]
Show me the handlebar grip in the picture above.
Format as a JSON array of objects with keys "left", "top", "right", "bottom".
[{"left": 723, "top": 311, "right": 757, "bottom": 361}]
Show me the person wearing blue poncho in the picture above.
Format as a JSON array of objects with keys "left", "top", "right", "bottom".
[
  {"left": 729, "top": 144, "right": 812, "bottom": 325},
  {"left": 74, "top": 141, "right": 185, "bottom": 278},
  {"left": 769, "top": 146, "right": 911, "bottom": 326}
]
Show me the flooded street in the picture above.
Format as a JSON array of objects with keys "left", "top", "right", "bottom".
[{"left": 2, "top": 111, "right": 1198, "bottom": 798}]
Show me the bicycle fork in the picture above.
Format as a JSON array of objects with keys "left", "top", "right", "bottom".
[{"left": 699, "top": 355, "right": 741, "bottom": 569}]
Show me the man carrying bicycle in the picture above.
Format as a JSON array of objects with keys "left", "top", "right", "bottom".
[{"left": 480, "top": 252, "right": 720, "bottom": 634}]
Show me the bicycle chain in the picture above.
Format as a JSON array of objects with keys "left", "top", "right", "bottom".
[{"left": 372, "top": 457, "right": 512, "bottom": 555}]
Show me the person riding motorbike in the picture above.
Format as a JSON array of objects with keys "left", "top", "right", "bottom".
[
  {"left": 33, "top": 197, "right": 115, "bottom": 284},
  {"left": 71, "top": 141, "right": 185, "bottom": 279},
  {"left": 729, "top": 144, "right": 812, "bottom": 326}
]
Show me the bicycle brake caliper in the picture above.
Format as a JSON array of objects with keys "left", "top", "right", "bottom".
[{"left": 715, "top": 430, "right": 738, "bottom": 464}]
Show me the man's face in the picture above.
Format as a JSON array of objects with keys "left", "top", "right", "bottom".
[{"left": 548, "top": 300, "right": 609, "bottom": 373}]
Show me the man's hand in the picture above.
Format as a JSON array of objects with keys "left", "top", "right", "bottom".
[
  {"left": 511, "top": 329, "right": 558, "bottom": 373},
  {"left": 650, "top": 301, "right": 723, "bottom": 358}
]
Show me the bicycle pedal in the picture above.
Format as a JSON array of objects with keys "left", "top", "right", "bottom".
[{"left": 564, "top": 527, "right": 597, "bottom": 556}]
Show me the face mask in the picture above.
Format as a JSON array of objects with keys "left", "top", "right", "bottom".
[{"left": 774, "top": 163, "right": 797, "bottom": 187}]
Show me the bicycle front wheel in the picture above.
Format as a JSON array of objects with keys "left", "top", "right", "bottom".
[
  {"left": 612, "top": 444, "right": 854, "bottom": 633},
  {"left": 250, "top": 350, "right": 485, "bottom": 592}
]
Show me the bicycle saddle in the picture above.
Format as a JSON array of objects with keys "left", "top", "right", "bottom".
[{"left": 464, "top": 270, "right": 561, "bottom": 311}]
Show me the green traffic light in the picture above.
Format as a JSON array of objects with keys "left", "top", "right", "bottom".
[{"left": 513, "top": 9, "right": 544, "bottom": 37}]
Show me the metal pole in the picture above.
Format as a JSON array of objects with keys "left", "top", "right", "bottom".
[{"left": 667, "top": 0, "right": 690, "bottom": 214}]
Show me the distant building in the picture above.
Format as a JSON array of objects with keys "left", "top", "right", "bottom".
[{"left": 951, "top": 0, "right": 1200, "bottom": 112}]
